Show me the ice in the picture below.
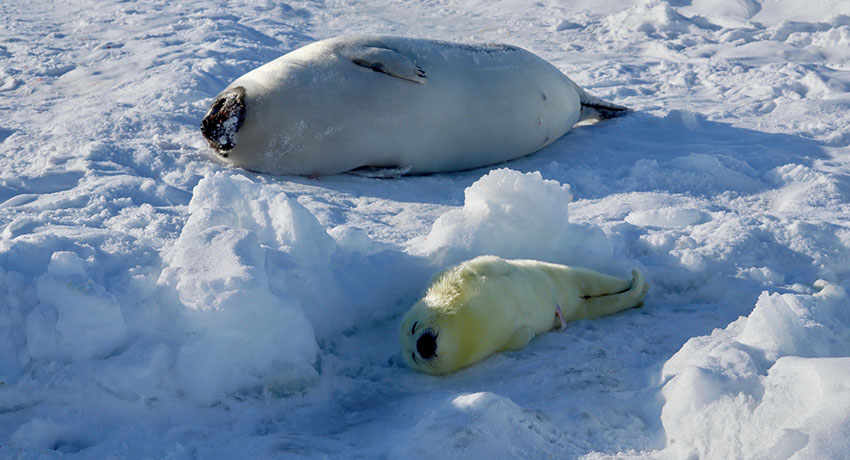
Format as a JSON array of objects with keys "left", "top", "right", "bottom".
[
  {"left": 1, "top": 0, "right": 850, "bottom": 457},
  {"left": 26, "top": 251, "right": 128, "bottom": 362},
  {"left": 409, "top": 168, "right": 613, "bottom": 268},
  {"left": 625, "top": 207, "right": 708, "bottom": 228},
  {"left": 161, "top": 172, "right": 321, "bottom": 402},
  {"left": 752, "top": 0, "right": 850, "bottom": 25},
  {"left": 11, "top": 418, "right": 93, "bottom": 454},
  {"left": 606, "top": 1, "right": 699, "bottom": 39},
  {"left": 390, "top": 392, "right": 571, "bottom": 460},
  {"left": 660, "top": 282, "right": 850, "bottom": 459}
]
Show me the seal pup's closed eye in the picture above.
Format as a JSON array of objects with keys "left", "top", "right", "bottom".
[{"left": 399, "top": 255, "right": 649, "bottom": 375}]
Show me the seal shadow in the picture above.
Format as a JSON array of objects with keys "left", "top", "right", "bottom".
[
  {"left": 264, "top": 110, "right": 831, "bottom": 204},
  {"left": 497, "top": 110, "right": 833, "bottom": 200}
]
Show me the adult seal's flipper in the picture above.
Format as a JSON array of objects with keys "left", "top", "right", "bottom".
[
  {"left": 349, "top": 46, "right": 427, "bottom": 84},
  {"left": 348, "top": 165, "right": 413, "bottom": 178},
  {"left": 572, "top": 81, "right": 630, "bottom": 121}
]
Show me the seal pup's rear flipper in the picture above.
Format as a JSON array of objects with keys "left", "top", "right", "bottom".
[
  {"left": 577, "top": 269, "right": 649, "bottom": 317},
  {"left": 348, "top": 46, "right": 428, "bottom": 84}
]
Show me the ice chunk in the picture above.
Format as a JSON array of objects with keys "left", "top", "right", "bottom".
[
  {"left": 45, "top": 251, "right": 85, "bottom": 277},
  {"left": 161, "top": 173, "right": 324, "bottom": 402},
  {"left": 26, "top": 252, "right": 128, "bottom": 362},
  {"left": 740, "top": 283, "right": 850, "bottom": 359},
  {"left": 625, "top": 207, "right": 708, "bottom": 228},
  {"left": 389, "top": 392, "right": 572, "bottom": 460},
  {"left": 409, "top": 168, "right": 612, "bottom": 267},
  {"left": 11, "top": 418, "right": 93, "bottom": 454},
  {"left": 606, "top": 1, "right": 699, "bottom": 39},
  {"left": 659, "top": 282, "right": 850, "bottom": 459},
  {"left": 682, "top": 0, "right": 760, "bottom": 20}
]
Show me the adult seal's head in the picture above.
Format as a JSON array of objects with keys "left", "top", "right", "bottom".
[{"left": 200, "top": 86, "right": 246, "bottom": 156}]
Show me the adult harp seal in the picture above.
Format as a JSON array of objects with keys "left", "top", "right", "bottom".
[{"left": 201, "top": 36, "right": 627, "bottom": 176}]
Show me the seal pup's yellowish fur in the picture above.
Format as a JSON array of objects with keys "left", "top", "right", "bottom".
[{"left": 400, "top": 255, "right": 649, "bottom": 375}]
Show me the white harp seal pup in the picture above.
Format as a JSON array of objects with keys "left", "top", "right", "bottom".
[
  {"left": 201, "top": 35, "right": 628, "bottom": 176},
  {"left": 399, "top": 256, "right": 649, "bottom": 375}
]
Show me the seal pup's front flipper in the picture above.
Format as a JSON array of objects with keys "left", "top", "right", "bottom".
[
  {"left": 348, "top": 46, "right": 427, "bottom": 84},
  {"left": 503, "top": 326, "right": 535, "bottom": 351}
]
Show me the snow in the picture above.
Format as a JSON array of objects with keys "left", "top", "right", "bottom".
[
  {"left": 1, "top": 0, "right": 849, "bottom": 458},
  {"left": 410, "top": 169, "right": 613, "bottom": 269},
  {"left": 390, "top": 391, "right": 571, "bottom": 460},
  {"left": 661, "top": 282, "right": 850, "bottom": 459}
]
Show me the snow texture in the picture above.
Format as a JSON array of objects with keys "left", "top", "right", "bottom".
[{"left": 1, "top": 0, "right": 850, "bottom": 458}]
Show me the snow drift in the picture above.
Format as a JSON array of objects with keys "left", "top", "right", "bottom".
[{"left": 660, "top": 282, "right": 850, "bottom": 459}]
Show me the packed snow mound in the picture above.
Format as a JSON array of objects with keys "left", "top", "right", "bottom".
[
  {"left": 625, "top": 207, "right": 708, "bottom": 229},
  {"left": 607, "top": 1, "right": 703, "bottom": 39},
  {"left": 160, "top": 172, "right": 323, "bottom": 402},
  {"left": 26, "top": 251, "right": 128, "bottom": 363},
  {"left": 660, "top": 282, "right": 850, "bottom": 459},
  {"left": 10, "top": 417, "right": 94, "bottom": 455},
  {"left": 389, "top": 392, "right": 571, "bottom": 460},
  {"left": 630, "top": 150, "right": 764, "bottom": 195},
  {"left": 409, "top": 168, "right": 613, "bottom": 267},
  {"left": 750, "top": 0, "right": 850, "bottom": 24}
]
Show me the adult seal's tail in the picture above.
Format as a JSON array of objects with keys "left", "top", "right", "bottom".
[
  {"left": 399, "top": 256, "right": 649, "bottom": 375},
  {"left": 201, "top": 35, "right": 628, "bottom": 176}
]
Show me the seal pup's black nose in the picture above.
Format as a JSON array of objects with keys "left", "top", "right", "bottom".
[
  {"left": 416, "top": 332, "right": 437, "bottom": 360},
  {"left": 201, "top": 86, "right": 246, "bottom": 154}
]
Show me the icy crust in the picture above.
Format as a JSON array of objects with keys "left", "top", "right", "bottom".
[
  {"left": 409, "top": 168, "right": 613, "bottom": 269},
  {"left": 659, "top": 282, "right": 850, "bottom": 459},
  {"left": 390, "top": 392, "right": 573, "bottom": 460},
  {"left": 160, "top": 172, "right": 329, "bottom": 402}
]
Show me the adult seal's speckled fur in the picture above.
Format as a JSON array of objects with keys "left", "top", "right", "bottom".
[
  {"left": 400, "top": 256, "right": 649, "bottom": 375},
  {"left": 201, "top": 35, "right": 627, "bottom": 176}
]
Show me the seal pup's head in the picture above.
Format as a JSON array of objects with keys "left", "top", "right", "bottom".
[
  {"left": 200, "top": 86, "right": 246, "bottom": 156},
  {"left": 400, "top": 262, "right": 498, "bottom": 375},
  {"left": 399, "top": 298, "right": 468, "bottom": 376}
]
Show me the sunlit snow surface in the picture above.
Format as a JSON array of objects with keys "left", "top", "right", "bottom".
[{"left": 2, "top": 0, "right": 850, "bottom": 458}]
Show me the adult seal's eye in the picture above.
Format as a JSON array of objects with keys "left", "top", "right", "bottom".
[{"left": 416, "top": 332, "right": 437, "bottom": 360}]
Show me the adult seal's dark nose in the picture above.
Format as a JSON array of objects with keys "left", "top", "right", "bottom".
[
  {"left": 416, "top": 332, "right": 437, "bottom": 360},
  {"left": 200, "top": 86, "right": 246, "bottom": 154}
]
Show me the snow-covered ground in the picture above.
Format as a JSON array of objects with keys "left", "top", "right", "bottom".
[{"left": 2, "top": 0, "right": 850, "bottom": 458}]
